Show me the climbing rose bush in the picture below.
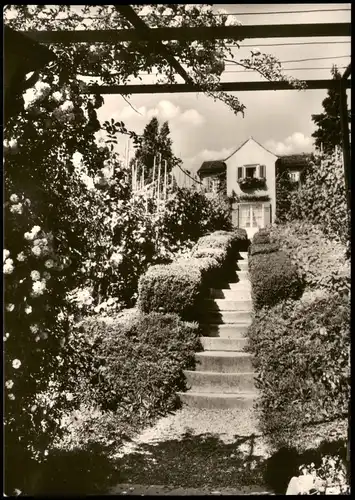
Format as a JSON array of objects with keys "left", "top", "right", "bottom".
[{"left": 286, "top": 151, "right": 350, "bottom": 246}]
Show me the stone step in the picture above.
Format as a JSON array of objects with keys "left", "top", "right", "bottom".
[
  {"left": 200, "top": 336, "right": 248, "bottom": 351},
  {"left": 184, "top": 370, "right": 256, "bottom": 393},
  {"left": 203, "top": 310, "right": 252, "bottom": 324},
  {"left": 204, "top": 299, "right": 253, "bottom": 312},
  {"left": 200, "top": 323, "right": 250, "bottom": 338},
  {"left": 236, "top": 260, "right": 249, "bottom": 271},
  {"left": 177, "top": 391, "right": 257, "bottom": 410},
  {"left": 235, "top": 271, "right": 249, "bottom": 282},
  {"left": 209, "top": 288, "right": 251, "bottom": 300},
  {"left": 195, "top": 351, "right": 254, "bottom": 373},
  {"left": 229, "top": 282, "right": 251, "bottom": 291}
]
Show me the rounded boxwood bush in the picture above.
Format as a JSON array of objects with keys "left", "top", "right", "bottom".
[
  {"left": 249, "top": 250, "right": 304, "bottom": 309},
  {"left": 250, "top": 242, "right": 280, "bottom": 256},
  {"left": 252, "top": 229, "right": 271, "bottom": 245}
]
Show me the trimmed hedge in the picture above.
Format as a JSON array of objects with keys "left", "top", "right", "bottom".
[
  {"left": 76, "top": 312, "right": 201, "bottom": 420},
  {"left": 138, "top": 260, "right": 209, "bottom": 319},
  {"left": 250, "top": 242, "right": 280, "bottom": 256},
  {"left": 252, "top": 229, "right": 271, "bottom": 245},
  {"left": 138, "top": 229, "right": 248, "bottom": 319},
  {"left": 249, "top": 250, "right": 304, "bottom": 309},
  {"left": 246, "top": 293, "right": 350, "bottom": 451}
]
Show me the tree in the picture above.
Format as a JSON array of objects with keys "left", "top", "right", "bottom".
[
  {"left": 275, "top": 168, "right": 294, "bottom": 223},
  {"left": 311, "top": 65, "right": 351, "bottom": 154},
  {"left": 131, "top": 117, "right": 180, "bottom": 184}
]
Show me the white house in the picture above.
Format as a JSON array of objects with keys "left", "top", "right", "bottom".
[{"left": 197, "top": 137, "right": 311, "bottom": 238}]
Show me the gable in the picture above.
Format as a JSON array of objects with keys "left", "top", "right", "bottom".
[{"left": 225, "top": 138, "right": 278, "bottom": 167}]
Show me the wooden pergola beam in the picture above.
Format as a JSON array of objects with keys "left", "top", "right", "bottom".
[
  {"left": 20, "top": 22, "right": 351, "bottom": 44},
  {"left": 80, "top": 79, "right": 351, "bottom": 95},
  {"left": 114, "top": 5, "right": 193, "bottom": 84},
  {"left": 342, "top": 63, "right": 351, "bottom": 81},
  {"left": 339, "top": 63, "right": 351, "bottom": 213}
]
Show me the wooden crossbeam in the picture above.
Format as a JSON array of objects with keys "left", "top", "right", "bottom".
[
  {"left": 114, "top": 5, "right": 193, "bottom": 84},
  {"left": 80, "top": 79, "right": 351, "bottom": 95},
  {"left": 342, "top": 63, "right": 351, "bottom": 80},
  {"left": 20, "top": 22, "right": 351, "bottom": 44}
]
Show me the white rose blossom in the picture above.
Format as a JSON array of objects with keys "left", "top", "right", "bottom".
[
  {"left": 8, "top": 138, "right": 18, "bottom": 150},
  {"left": 31, "top": 226, "right": 41, "bottom": 236},
  {"left": 52, "top": 91, "right": 64, "bottom": 102},
  {"left": 16, "top": 252, "right": 26, "bottom": 262},
  {"left": 110, "top": 252, "right": 123, "bottom": 266},
  {"left": 10, "top": 203, "right": 23, "bottom": 215},
  {"left": 140, "top": 5, "right": 154, "bottom": 16},
  {"left": 30, "top": 325, "right": 39, "bottom": 334},
  {"left": 4, "top": 260, "right": 14, "bottom": 275},
  {"left": 6, "top": 303, "right": 15, "bottom": 312},
  {"left": 5, "top": 380, "right": 14, "bottom": 390},
  {"left": 60, "top": 100, "right": 74, "bottom": 113},
  {"left": 45, "top": 259, "right": 54, "bottom": 269},
  {"left": 25, "top": 305, "right": 32, "bottom": 314},
  {"left": 3, "top": 249, "right": 10, "bottom": 261},
  {"left": 30, "top": 270, "right": 41, "bottom": 281},
  {"left": 10, "top": 194, "right": 19, "bottom": 203},
  {"left": 12, "top": 359, "right": 22, "bottom": 369},
  {"left": 31, "top": 246, "right": 41, "bottom": 257},
  {"left": 8, "top": 394, "right": 15, "bottom": 401},
  {"left": 32, "top": 281, "right": 46, "bottom": 296},
  {"left": 24, "top": 232, "right": 34, "bottom": 241}
]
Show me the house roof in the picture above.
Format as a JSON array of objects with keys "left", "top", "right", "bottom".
[
  {"left": 224, "top": 136, "right": 278, "bottom": 161},
  {"left": 276, "top": 153, "right": 313, "bottom": 169},
  {"left": 197, "top": 160, "right": 226, "bottom": 176}
]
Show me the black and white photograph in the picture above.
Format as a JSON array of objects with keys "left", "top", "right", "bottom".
[{"left": 3, "top": 3, "right": 351, "bottom": 496}]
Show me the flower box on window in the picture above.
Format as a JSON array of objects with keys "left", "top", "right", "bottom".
[{"left": 238, "top": 176, "right": 266, "bottom": 189}]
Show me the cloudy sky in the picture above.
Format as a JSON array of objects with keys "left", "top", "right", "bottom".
[{"left": 93, "top": 3, "right": 350, "bottom": 174}]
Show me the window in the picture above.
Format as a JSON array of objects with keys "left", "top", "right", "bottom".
[
  {"left": 238, "top": 203, "right": 264, "bottom": 228},
  {"left": 245, "top": 167, "right": 256, "bottom": 178},
  {"left": 237, "top": 164, "right": 265, "bottom": 180},
  {"left": 206, "top": 177, "right": 219, "bottom": 192},
  {"left": 290, "top": 171, "right": 300, "bottom": 182}
]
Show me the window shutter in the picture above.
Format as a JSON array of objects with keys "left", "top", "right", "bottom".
[
  {"left": 263, "top": 203, "right": 271, "bottom": 226},
  {"left": 232, "top": 203, "right": 239, "bottom": 228},
  {"left": 260, "top": 164, "right": 265, "bottom": 178},
  {"left": 237, "top": 167, "right": 243, "bottom": 180}
]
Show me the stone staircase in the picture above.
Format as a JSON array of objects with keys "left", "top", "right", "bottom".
[{"left": 178, "top": 252, "right": 257, "bottom": 410}]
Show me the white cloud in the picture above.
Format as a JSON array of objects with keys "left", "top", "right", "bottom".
[
  {"left": 264, "top": 132, "right": 314, "bottom": 156},
  {"left": 112, "top": 99, "right": 204, "bottom": 129},
  {"left": 180, "top": 109, "right": 205, "bottom": 126}
]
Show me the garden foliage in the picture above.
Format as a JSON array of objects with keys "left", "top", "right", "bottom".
[
  {"left": 73, "top": 312, "right": 201, "bottom": 419},
  {"left": 248, "top": 231, "right": 304, "bottom": 310},
  {"left": 246, "top": 293, "right": 350, "bottom": 451},
  {"left": 269, "top": 221, "right": 350, "bottom": 297},
  {"left": 286, "top": 152, "right": 350, "bottom": 245}
]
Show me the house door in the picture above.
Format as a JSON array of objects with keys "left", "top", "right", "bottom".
[{"left": 238, "top": 203, "right": 264, "bottom": 229}]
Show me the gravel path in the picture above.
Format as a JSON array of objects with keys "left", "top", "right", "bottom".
[{"left": 112, "top": 406, "right": 270, "bottom": 460}]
